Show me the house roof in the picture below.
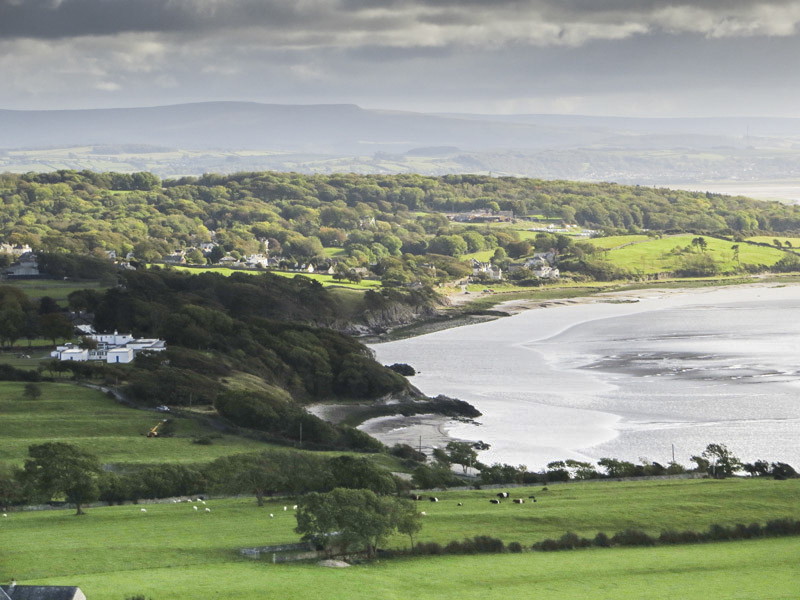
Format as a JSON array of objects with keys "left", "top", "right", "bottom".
[{"left": 1, "top": 586, "right": 85, "bottom": 600}]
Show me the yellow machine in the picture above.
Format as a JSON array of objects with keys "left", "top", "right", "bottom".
[{"left": 147, "top": 419, "right": 168, "bottom": 438}]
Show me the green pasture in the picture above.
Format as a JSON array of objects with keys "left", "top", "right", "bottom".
[
  {"left": 585, "top": 234, "right": 650, "bottom": 250},
  {"left": 747, "top": 235, "right": 800, "bottom": 247},
  {"left": 168, "top": 264, "right": 380, "bottom": 290},
  {"left": 3, "top": 279, "right": 109, "bottom": 303},
  {"left": 17, "top": 538, "right": 797, "bottom": 600},
  {"left": 0, "top": 382, "right": 269, "bottom": 467},
  {"left": 593, "top": 234, "right": 788, "bottom": 274},
  {"left": 2, "top": 478, "right": 798, "bottom": 599}
]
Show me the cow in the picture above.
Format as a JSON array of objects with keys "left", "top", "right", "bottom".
[
  {"left": 429, "top": 497, "right": 439, "bottom": 502},
  {"left": 410, "top": 494, "right": 423, "bottom": 501},
  {"left": 489, "top": 499, "right": 501, "bottom": 504},
  {"left": 457, "top": 502, "right": 463, "bottom": 507},
  {"left": 512, "top": 499, "right": 525, "bottom": 504},
  {"left": 529, "top": 496, "right": 537, "bottom": 502},
  {"left": 497, "top": 492, "right": 509, "bottom": 499}
]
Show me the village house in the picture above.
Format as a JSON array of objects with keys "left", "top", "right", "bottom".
[
  {"left": 51, "top": 330, "right": 166, "bottom": 364},
  {"left": 5, "top": 253, "right": 40, "bottom": 278},
  {"left": 471, "top": 259, "right": 502, "bottom": 281}
]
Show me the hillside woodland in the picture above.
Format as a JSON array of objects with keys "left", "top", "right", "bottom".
[{"left": 4, "top": 171, "right": 800, "bottom": 286}]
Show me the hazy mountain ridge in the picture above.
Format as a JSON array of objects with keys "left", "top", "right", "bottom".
[{"left": 3, "top": 102, "right": 800, "bottom": 194}]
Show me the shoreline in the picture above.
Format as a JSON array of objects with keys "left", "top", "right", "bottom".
[
  {"left": 367, "top": 279, "right": 800, "bottom": 468},
  {"left": 367, "top": 275, "right": 800, "bottom": 344}
]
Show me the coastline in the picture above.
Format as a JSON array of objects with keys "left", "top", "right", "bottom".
[{"left": 365, "top": 279, "right": 800, "bottom": 467}]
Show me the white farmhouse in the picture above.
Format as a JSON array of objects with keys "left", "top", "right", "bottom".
[{"left": 51, "top": 331, "right": 166, "bottom": 364}]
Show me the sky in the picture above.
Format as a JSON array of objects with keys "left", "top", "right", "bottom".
[{"left": 2, "top": 0, "right": 800, "bottom": 116}]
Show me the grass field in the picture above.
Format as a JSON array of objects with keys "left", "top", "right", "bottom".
[
  {"left": 167, "top": 264, "right": 381, "bottom": 289},
  {"left": 2, "top": 478, "right": 798, "bottom": 599},
  {"left": 588, "top": 234, "right": 788, "bottom": 274},
  {"left": 747, "top": 235, "right": 800, "bottom": 247},
  {"left": 0, "top": 382, "right": 272, "bottom": 467},
  {"left": 3, "top": 279, "right": 110, "bottom": 303}
]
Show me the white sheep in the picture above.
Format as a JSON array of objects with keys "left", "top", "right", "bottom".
[
  {"left": 420, "top": 511, "right": 426, "bottom": 515},
  {"left": 283, "top": 506, "right": 287, "bottom": 511},
  {"left": 2, "top": 513, "right": 6, "bottom": 518},
  {"left": 193, "top": 505, "right": 198, "bottom": 511},
  {"left": 292, "top": 505, "right": 297, "bottom": 510},
  {"left": 205, "top": 507, "right": 211, "bottom": 513},
  {"left": 269, "top": 513, "right": 274, "bottom": 518},
  {"left": 201, "top": 501, "right": 206, "bottom": 505},
  {"left": 140, "top": 508, "right": 147, "bottom": 513}
]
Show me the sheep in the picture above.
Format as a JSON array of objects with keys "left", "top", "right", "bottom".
[
  {"left": 512, "top": 499, "right": 525, "bottom": 504},
  {"left": 193, "top": 506, "right": 198, "bottom": 511},
  {"left": 2, "top": 513, "right": 7, "bottom": 517},
  {"left": 201, "top": 501, "right": 206, "bottom": 505},
  {"left": 140, "top": 508, "right": 147, "bottom": 513},
  {"left": 293, "top": 505, "right": 298, "bottom": 510},
  {"left": 283, "top": 506, "right": 287, "bottom": 511},
  {"left": 205, "top": 507, "right": 211, "bottom": 513},
  {"left": 420, "top": 511, "right": 427, "bottom": 516},
  {"left": 269, "top": 514, "right": 274, "bottom": 518}
]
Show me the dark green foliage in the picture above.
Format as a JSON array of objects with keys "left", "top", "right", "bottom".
[
  {"left": 390, "top": 443, "right": 426, "bottom": 463},
  {"left": 387, "top": 363, "right": 416, "bottom": 376},
  {"left": 327, "top": 456, "right": 396, "bottom": 495},
  {"left": 126, "top": 464, "right": 206, "bottom": 500},
  {"left": 22, "top": 383, "right": 42, "bottom": 399},
  {"left": 23, "top": 442, "right": 103, "bottom": 515},
  {"left": 507, "top": 541, "right": 523, "bottom": 553},
  {"left": 610, "top": 529, "right": 656, "bottom": 547}
]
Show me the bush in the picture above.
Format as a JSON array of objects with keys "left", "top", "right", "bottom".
[
  {"left": 559, "top": 532, "right": 581, "bottom": 550},
  {"left": 764, "top": 518, "right": 800, "bottom": 537},
  {"left": 611, "top": 529, "right": 655, "bottom": 547},
  {"left": 507, "top": 541, "right": 523, "bottom": 553},
  {"left": 593, "top": 532, "right": 611, "bottom": 547}
]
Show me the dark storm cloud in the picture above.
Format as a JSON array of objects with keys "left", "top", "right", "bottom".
[
  {"left": 2, "top": 0, "right": 800, "bottom": 114},
  {"left": 3, "top": 0, "right": 800, "bottom": 43}
]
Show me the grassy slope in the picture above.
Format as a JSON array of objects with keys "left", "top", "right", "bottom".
[
  {"left": 2, "top": 478, "right": 798, "bottom": 598},
  {"left": 3, "top": 279, "right": 110, "bottom": 303},
  {"left": 46, "top": 539, "right": 800, "bottom": 600},
  {"left": 0, "top": 382, "right": 270, "bottom": 467},
  {"left": 587, "top": 234, "right": 788, "bottom": 274},
  {"left": 167, "top": 264, "right": 381, "bottom": 289}
]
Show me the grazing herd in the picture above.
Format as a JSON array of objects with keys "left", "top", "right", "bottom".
[{"left": 410, "top": 492, "right": 539, "bottom": 509}]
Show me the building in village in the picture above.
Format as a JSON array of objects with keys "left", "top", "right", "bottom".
[{"left": 51, "top": 331, "right": 166, "bottom": 364}]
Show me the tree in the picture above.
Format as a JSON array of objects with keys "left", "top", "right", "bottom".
[
  {"left": 207, "top": 452, "right": 284, "bottom": 506},
  {"left": 691, "top": 236, "right": 708, "bottom": 252},
  {"left": 23, "top": 442, "right": 102, "bottom": 515},
  {"left": 731, "top": 244, "right": 740, "bottom": 265},
  {"left": 295, "top": 488, "right": 417, "bottom": 558},
  {"left": 39, "top": 312, "right": 75, "bottom": 345},
  {"left": 701, "top": 443, "right": 742, "bottom": 479},
  {"left": 445, "top": 441, "right": 482, "bottom": 474},
  {"left": 0, "top": 464, "right": 25, "bottom": 510}
]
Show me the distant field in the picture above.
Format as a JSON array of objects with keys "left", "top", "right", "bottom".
[
  {"left": 169, "top": 265, "right": 380, "bottom": 289},
  {"left": 589, "top": 234, "right": 788, "bottom": 274},
  {"left": 0, "top": 382, "right": 270, "bottom": 467},
  {"left": 2, "top": 279, "right": 109, "bottom": 303},
  {"left": 747, "top": 235, "right": 800, "bottom": 247},
  {"left": 2, "top": 478, "right": 798, "bottom": 599}
]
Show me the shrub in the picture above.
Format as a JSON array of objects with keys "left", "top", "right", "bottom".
[
  {"left": 472, "top": 535, "right": 505, "bottom": 553},
  {"left": 611, "top": 529, "right": 655, "bottom": 547},
  {"left": 387, "top": 363, "right": 416, "bottom": 376},
  {"left": 532, "top": 538, "right": 561, "bottom": 552},
  {"left": 706, "top": 523, "right": 733, "bottom": 541},
  {"left": 559, "top": 532, "right": 581, "bottom": 550},
  {"left": 593, "top": 532, "right": 611, "bottom": 547},
  {"left": 507, "top": 541, "right": 523, "bottom": 553},
  {"left": 764, "top": 518, "right": 800, "bottom": 537},
  {"left": 192, "top": 436, "right": 214, "bottom": 445}
]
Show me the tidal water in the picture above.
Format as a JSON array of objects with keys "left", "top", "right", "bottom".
[{"left": 370, "top": 285, "right": 800, "bottom": 471}]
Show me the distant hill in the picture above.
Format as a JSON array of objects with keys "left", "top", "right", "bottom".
[
  {"left": 0, "top": 102, "right": 612, "bottom": 153},
  {"left": 3, "top": 102, "right": 800, "bottom": 190}
]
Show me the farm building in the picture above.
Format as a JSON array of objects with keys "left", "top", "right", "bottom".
[{"left": 51, "top": 330, "right": 166, "bottom": 364}]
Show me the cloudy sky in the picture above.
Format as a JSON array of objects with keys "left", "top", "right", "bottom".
[{"left": 2, "top": 0, "right": 800, "bottom": 116}]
